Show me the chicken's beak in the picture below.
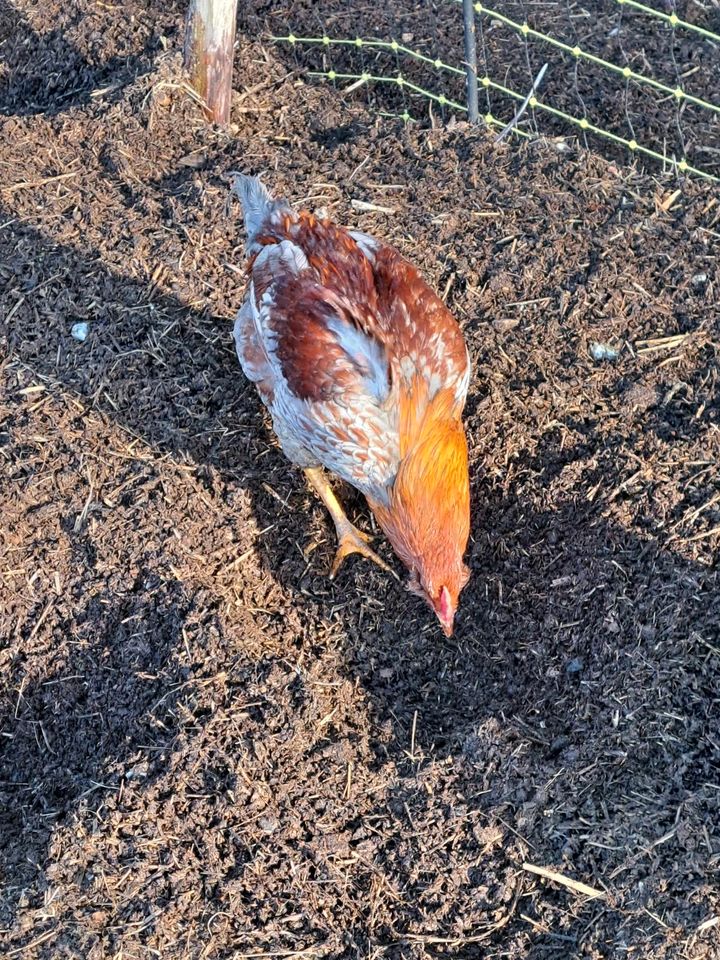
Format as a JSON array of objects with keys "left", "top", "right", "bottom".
[{"left": 435, "top": 586, "right": 456, "bottom": 637}]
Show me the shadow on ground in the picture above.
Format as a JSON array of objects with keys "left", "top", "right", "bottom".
[{"left": 0, "top": 0, "right": 182, "bottom": 117}]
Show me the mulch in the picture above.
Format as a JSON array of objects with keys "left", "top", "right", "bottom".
[{"left": 1, "top": 1, "right": 719, "bottom": 957}]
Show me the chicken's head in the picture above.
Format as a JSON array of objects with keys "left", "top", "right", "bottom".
[
  {"left": 370, "top": 388, "right": 471, "bottom": 637},
  {"left": 406, "top": 559, "right": 471, "bottom": 637}
]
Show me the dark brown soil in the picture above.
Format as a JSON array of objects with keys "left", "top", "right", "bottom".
[{"left": 1, "top": 2, "right": 719, "bottom": 959}]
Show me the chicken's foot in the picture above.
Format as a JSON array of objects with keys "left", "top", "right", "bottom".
[{"left": 303, "top": 468, "right": 396, "bottom": 580}]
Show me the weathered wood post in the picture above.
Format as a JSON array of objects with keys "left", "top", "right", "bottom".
[{"left": 184, "top": 0, "right": 239, "bottom": 125}]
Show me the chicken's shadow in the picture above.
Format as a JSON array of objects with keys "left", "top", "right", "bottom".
[{"left": 0, "top": 576, "right": 194, "bottom": 925}]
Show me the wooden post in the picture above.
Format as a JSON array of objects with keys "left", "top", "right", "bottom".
[
  {"left": 462, "top": 0, "right": 479, "bottom": 124},
  {"left": 184, "top": 0, "right": 238, "bottom": 125}
]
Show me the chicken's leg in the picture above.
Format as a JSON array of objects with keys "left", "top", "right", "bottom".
[{"left": 303, "top": 468, "right": 396, "bottom": 579}]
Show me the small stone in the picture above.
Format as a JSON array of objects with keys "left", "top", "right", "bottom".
[
  {"left": 126, "top": 761, "right": 149, "bottom": 780},
  {"left": 178, "top": 151, "right": 208, "bottom": 169},
  {"left": 71, "top": 321, "right": 89, "bottom": 341},
  {"left": 589, "top": 341, "right": 619, "bottom": 362}
]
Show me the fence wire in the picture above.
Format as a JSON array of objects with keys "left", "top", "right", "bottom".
[
  {"left": 615, "top": 0, "right": 720, "bottom": 42},
  {"left": 461, "top": 1, "right": 720, "bottom": 115},
  {"left": 274, "top": 0, "right": 720, "bottom": 183}
]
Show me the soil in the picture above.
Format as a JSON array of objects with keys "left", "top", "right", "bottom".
[{"left": 1, "top": 1, "right": 719, "bottom": 959}]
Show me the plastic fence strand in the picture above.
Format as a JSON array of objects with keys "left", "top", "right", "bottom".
[
  {"left": 273, "top": 34, "right": 719, "bottom": 182},
  {"left": 275, "top": 35, "right": 466, "bottom": 77},
  {"left": 478, "top": 73, "right": 716, "bottom": 179},
  {"left": 307, "top": 69, "right": 531, "bottom": 136},
  {"left": 615, "top": 0, "right": 720, "bottom": 43},
  {"left": 451, "top": 1, "right": 720, "bottom": 115}
]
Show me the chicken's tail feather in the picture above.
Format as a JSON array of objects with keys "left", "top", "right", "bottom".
[{"left": 230, "top": 173, "right": 289, "bottom": 249}]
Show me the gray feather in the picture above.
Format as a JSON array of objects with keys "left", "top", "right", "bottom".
[{"left": 230, "top": 173, "right": 290, "bottom": 250}]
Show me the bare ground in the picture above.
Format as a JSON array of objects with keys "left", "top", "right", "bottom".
[{"left": 1, "top": 2, "right": 719, "bottom": 958}]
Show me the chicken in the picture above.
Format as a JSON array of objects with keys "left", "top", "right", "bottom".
[{"left": 232, "top": 175, "right": 471, "bottom": 636}]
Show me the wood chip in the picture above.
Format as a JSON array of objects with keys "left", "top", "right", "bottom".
[
  {"left": 522, "top": 862, "right": 605, "bottom": 899},
  {"left": 350, "top": 199, "right": 396, "bottom": 215}
]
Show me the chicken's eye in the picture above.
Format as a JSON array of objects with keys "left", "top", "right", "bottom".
[{"left": 405, "top": 571, "right": 424, "bottom": 598}]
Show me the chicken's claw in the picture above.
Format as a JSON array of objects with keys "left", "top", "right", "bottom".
[
  {"left": 303, "top": 467, "right": 398, "bottom": 582},
  {"left": 330, "top": 521, "right": 396, "bottom": 580}
]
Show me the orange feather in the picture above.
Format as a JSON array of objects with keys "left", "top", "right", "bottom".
[{"left": 370, "top": 386, "right": 470, "bottom": 610}]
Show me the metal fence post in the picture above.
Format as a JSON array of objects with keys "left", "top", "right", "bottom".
[{"left": 462, "top": 0, "right": 479, "bottom": 123}]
